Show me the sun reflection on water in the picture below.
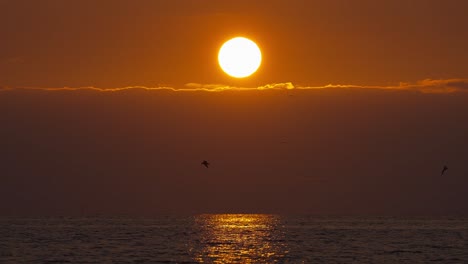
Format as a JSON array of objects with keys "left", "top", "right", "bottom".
[{"left": 192, "top": 214, "right": 288, "bottom": 263}]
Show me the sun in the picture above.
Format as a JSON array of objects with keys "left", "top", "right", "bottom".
[{"left": 218, "top": 37, "right": 262, "bottom": 78}]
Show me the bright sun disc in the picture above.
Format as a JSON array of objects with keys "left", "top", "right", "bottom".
[{"left": 218, "top": 37, "right": 262, "bottom": 78}]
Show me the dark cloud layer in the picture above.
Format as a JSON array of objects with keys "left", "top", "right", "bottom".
[{"left": 1, "top": 88, "right": 467, "bottom": 216}]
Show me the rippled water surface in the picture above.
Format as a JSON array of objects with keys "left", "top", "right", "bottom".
[{"left": 1, "top": 215, "right": 467, "bottom": 263}]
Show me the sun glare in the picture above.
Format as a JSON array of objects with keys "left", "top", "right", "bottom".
[{"left": 218, "top": 37, "right": 262, "bottom": 78}]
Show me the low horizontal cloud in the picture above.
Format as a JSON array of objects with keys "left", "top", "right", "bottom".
[
  {"left": 185, "top": 82, "right": 295, "bottom": 91},
  {"left": 1, "top": 79, "right": 468, "bottom": 93},
  {"left": 304, "top": 79, "right": 468, "bottom": 93},
  {"left": 402, "top": 79, "right": 468, "bottom": 93}
]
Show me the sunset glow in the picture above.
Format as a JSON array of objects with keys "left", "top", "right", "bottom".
[
  {"left": 2, "top": 0, "right": 468, "bottom": 225},
  {"left": 218, "top": 37, "right": 262, "bottom": 78}
]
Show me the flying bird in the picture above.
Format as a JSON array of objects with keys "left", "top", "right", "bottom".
[
  {"left": 441, "top": 165, "right": 448, "bottom": 176},
  {"left": 201, "top": 160, "right": 210, "bottom": 168}
]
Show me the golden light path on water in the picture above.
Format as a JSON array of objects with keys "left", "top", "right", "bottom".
[{"left": 192, "top": 214, "right": 288, "bottom": 263}]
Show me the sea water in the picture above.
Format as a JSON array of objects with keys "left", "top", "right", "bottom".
[{"left": 1, "top": 215, "right": 467, "bottom": 263}]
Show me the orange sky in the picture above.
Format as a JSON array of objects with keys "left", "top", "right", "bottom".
[
  {"left": 1, "top": 1, "right": 468, "bottom": 216},
  {"left": 2, "top": 0, "right": 468, "bottom": 88}
]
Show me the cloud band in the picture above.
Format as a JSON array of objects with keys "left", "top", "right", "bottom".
[{"left": 1, "top": 79, "right": 467, "bottom": 93}]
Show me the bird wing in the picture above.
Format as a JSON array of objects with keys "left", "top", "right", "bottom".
[{"left": 441, "top": 167, "right": 447, "bottom": 175}]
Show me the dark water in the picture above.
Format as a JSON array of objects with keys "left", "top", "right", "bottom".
[{"left": 1, "top": 215, "right": 467, "bottom": 263}]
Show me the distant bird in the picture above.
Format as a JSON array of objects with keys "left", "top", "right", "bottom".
[
  {"left": 441, "top": 165, "right": 448, "bottom": 176},
  {"left": 201, "top": 160, "right": 210, "bottom": 168}
]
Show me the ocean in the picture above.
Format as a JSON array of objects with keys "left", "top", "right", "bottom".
[{"left": 1, "top": 215, "right": 467, "bottom": 263}]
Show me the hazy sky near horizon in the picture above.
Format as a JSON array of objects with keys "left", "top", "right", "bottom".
[{"left": 1, "top": 0, "right": 468, "bottom": 216}]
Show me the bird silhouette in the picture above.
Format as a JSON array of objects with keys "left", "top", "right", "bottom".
[
  {"left": 201, "top": 160, "right": 210, "bottom": 168},
  {"left": 441, "top": 165, "right": 448, "bottom": 176}
]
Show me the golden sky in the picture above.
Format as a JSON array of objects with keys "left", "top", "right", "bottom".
[
  {"left": 1, "top": 1, "right": 468, "bottom": 216},
  {"left": 2, "top": 0, "right": 468, "bottom": 88}
]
